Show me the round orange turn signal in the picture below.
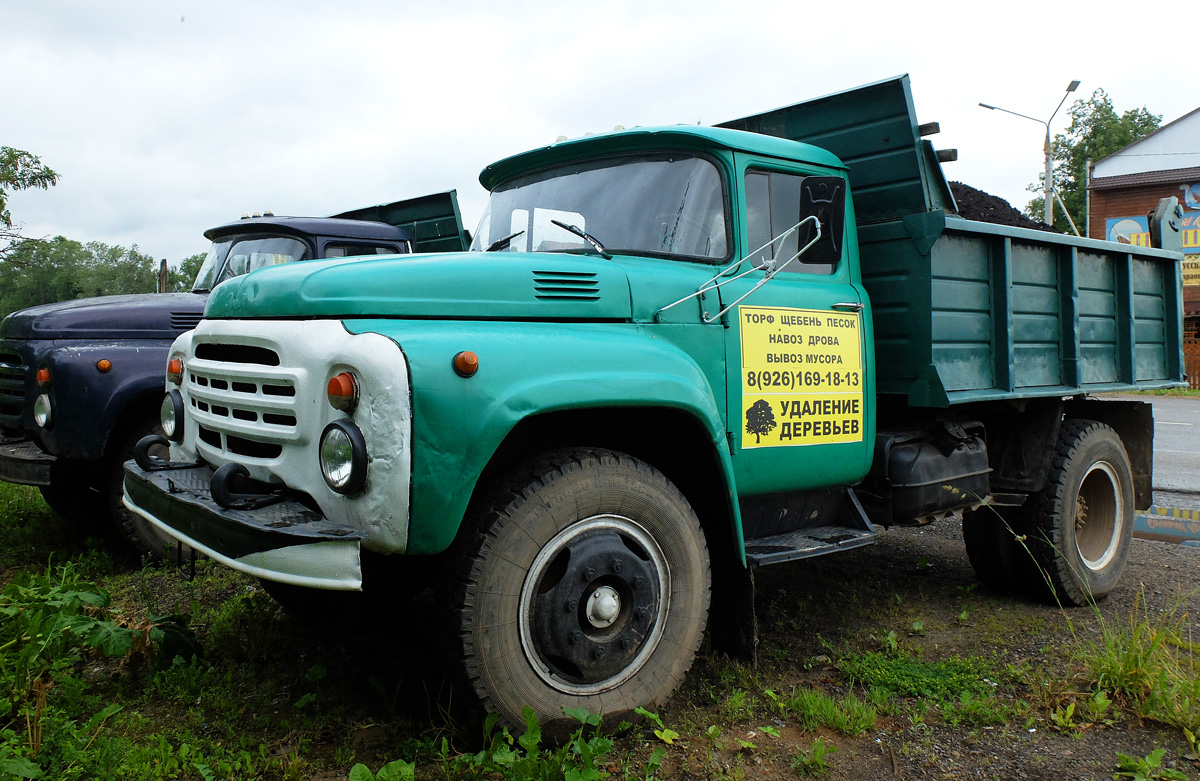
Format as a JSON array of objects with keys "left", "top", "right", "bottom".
[
  {"left": 96, "top": 359, "right": 112, "bottom": 373},
  {"left": 327, "top": 372, "right": 359, "bottom": 412},
  {"left": 36, "top": 368, "right": 51, "bottom": 386},
  {"left": 453, "top": 351, "right": 479, "bottom": 377},
  {"left": 167, "top": 358, "right": 184, "bottom": 384}
]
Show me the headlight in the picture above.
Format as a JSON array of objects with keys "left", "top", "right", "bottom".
[
  {"left": 33, "top": 394, "right": 52, "bottom": 428},
  {"left": 161, "top": 390, "right": 185, "bottom": 441},
  {"left": 319, "top": 419, "right": 367, "bottom": 494}
]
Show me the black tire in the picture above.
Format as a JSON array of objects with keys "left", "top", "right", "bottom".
[
  {"left": 39, "top": 461, "right": 105, "bottom": 528},
  {"left": 962, "top": 506, "right": 1019, "bottom": 590},
  {"left": 962, "top": 504, "right": 1043, "bottom": 594},
  {"left": 1027, "top": 420, "right": 1134, "bottom": 606},
  {"left": 451, "top": 448, "right": 710, "bottom": 736},
  {"left": 109, "top": 417, "right": 182, "bottom": 561}
]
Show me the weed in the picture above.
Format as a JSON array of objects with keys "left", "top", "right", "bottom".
[
  {"left": 722, "top": 688, "right": 755, "bottom": 721},
  {"left": 1049, "top": 701, "right": 1076, "bottom": 732},
  {"left": 764, "top": 687, "right": 876, "bottom": 735},
  {"left": 1073, "top": 589, "right": 1200, "bottom": 733},
  {"left": 635, "top": 706, "right": 679, "bottom": 744},
  {"left": 790, "top": 737, "right": 838, "bottom": 777},
  {"left": 1083, "top": 690, "right": 1118, "bottom": 728},
  {"left": 349, "top": 758, "right": 415, "bottom": 780},
  {"left": 839, "top": 650, "right": 992, "bottom": 702},
  {"left": 1112, "top": 748, "right": 1186, "bottom": 780},
  {"left": 941, "top": 691, "right": 1012, "bottom": 728}
]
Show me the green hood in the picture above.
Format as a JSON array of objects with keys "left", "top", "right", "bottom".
[{"left": 204, "top": 252, "right": 633, "bottom": 321}]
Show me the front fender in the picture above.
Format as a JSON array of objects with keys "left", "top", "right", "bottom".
[
  {"left": 29, "top": 340, "right": 171, "bottom": 460},
  {"left": 344, "top": 320, "right": 737, "bottom": 555}
]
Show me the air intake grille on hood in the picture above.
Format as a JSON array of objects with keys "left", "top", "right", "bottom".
[
  {"left": 170, "top": 312, "right": 204, "bottom": 331},
  {"left": 532, "top": 271, "right": 600, "bottom": 301}
]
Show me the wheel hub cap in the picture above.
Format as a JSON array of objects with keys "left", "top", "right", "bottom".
[{"left": 519, "top": 515, "right": 670, "bottom": 695}]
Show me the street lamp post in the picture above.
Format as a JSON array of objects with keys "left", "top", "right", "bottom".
[{"left": 980, "top": 80, "right": 1080, "bottom": 227}]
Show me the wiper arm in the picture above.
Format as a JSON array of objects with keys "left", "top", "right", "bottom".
[
  {"left": 484, "top": 230, "right": 525, "bottom": 252},
  {"left": 551, "top": 220, "right": 612, "bottom": 259}
]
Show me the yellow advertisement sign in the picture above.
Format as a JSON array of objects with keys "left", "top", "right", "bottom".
[
  {"left": 739, "top": 305, "right": 864, "bottom": 448},
  {"left": 1183, "top": 259, "right": 1200, "bottom": 288}
]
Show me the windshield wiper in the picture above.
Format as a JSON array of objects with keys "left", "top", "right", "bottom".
[
  {"left": 484, "top": 230, "right": 525, "bottom": 252},
  {"left": 551, "top": 220, "right": 612, "bottom": 259}
]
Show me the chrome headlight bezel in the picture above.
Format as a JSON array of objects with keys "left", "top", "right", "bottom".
[
  {"left": 161, "top": 390, "right": 185, "bottom": 441},
  {"left": 33, "top": 394, "right": 52, "bottom": 429},
  {"left": 318, "top": 419, "right": 367, "bottom": 494}
]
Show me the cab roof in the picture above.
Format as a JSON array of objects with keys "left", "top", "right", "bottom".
[
  {"left": 478, "top": 125, "right": 847, "bottom": 191},
  {"left": 204, "top": 216, "right": 411, "bottom": 243}
]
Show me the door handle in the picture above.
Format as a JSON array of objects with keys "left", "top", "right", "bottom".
[{"left": 832, "top": 302, "right": 865, "bottom": 311}]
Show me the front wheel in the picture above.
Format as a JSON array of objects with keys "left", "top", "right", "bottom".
[
  {"left": 1027, "top": 420, "right": 1134, "bottom": 606},
  {"left": 451, "top": 448, "right": 710, "bottom": 736}
]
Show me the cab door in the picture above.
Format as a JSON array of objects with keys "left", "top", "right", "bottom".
[{"left": 720, "top": 155, "right": 874, "bottom": 498}]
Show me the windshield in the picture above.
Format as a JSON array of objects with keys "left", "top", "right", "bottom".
[
  {"left": 192, "top": 235, "right": 311, "bottom": 291},
  {"left": 470, "top": 154, "right": 728, "bottom": 261}
]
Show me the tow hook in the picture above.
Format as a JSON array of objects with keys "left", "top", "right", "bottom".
[{"left": 210, "top": 462, "right": 285, "bottom": 511}]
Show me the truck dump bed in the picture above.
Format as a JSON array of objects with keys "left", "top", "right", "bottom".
[{"left": 721, "top": 76, "right": 1185, "bottom": 407}]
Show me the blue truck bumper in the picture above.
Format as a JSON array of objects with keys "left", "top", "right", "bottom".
[
  {"left": 122, "top": 461, "right": 365, "bottom": 590},
  {"left": 0, "top": 436, "right": 55, "bottom": 486}
]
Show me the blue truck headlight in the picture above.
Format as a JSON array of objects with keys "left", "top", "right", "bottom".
[
  {"left": 319, "top": 419, "right": 367, "bottom": 494},
  {"left": 161, "top": 390, "right": 185, "bottom": 441},
  {"left": 33, "top": 394, "right": 52, "bottom": 428}
]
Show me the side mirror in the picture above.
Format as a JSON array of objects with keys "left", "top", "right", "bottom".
[{"left": 797, "top": 177, "right": 845, "bottom": 265}]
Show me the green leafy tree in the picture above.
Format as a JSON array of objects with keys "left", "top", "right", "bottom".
[
  {"left": 1027, "top": 89, "right": 1161, "bottom": 232},
  {"left": 166, "top": 251, "right": 208, "bottom": 291},
  {"left": 0, "top": 147, "right": 59, "bottom": 258},
  {"left": 0, "top": 237, "right": 159, "bottom": 320}
]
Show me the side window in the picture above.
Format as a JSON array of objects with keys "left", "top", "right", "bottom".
[
  {"left": 324, "top": 243, "right": 404, "bottom": 258},
  {"left": 745, "top": 170, "right": 834, "bottom": 275}
]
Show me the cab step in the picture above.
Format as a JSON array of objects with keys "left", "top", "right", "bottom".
[
  {"left": 743, "top": 487, "right": 878, "bottom": 567},
  {"left": 744, "top": 525, "right": 878, "bottom": 567}
]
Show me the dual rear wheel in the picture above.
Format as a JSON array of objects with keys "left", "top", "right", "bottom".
[{"left": 963, "top": 419, "right": 1134, "bottom": 606}]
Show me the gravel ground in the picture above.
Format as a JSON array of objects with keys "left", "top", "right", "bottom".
[{"left": 667, "top": 515, "right": 1200, "bottom": 781}]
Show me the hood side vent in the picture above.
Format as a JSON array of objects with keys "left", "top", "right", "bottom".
[
  {"left": 171, "top": 312, "right": 204, "bottom": 331},
  {"left": 533, "top": 270, "right": 601, "bottom": 302}
]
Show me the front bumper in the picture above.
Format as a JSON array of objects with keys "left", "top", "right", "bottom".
[
  {"left": 123, "top": 460, "right": 365, "bottom": 590},
  {"left": 0, "top": 435, "right": 55, "bottom": 486}
]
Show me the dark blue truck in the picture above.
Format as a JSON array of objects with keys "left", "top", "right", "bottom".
[{"left": 0, "top": 192, "right": 470, "bottom": 558}]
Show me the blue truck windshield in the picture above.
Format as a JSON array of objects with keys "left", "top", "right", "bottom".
[
  {"left": 192, "top": 235, "right": 311, "bottom": 292},
  {"left": 471, "top": 155, "right": 729, "bottom": 261}
]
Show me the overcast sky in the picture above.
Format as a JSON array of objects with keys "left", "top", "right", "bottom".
[{"left": 4, "top": 1, "right": 1192, "bottom": 267}]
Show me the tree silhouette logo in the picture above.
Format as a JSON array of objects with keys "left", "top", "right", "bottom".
[{"left": 745, "top": 399, "right": 777, "bottom": 444}]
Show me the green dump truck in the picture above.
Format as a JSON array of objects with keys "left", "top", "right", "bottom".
[{"left": 123, "top": 76, "right": 1185, "bottom": 730}]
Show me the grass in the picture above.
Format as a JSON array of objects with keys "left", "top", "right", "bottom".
[
  {"left": 1072, "top": 588, "right": 1200, "bottom": 733},
  {"left": 2, "top": 479, "right": 1199, "bottom": 778}
]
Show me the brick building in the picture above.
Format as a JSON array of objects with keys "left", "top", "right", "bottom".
[{"left": 1087, "top": 107, "right": 1200, "bottom": 339}]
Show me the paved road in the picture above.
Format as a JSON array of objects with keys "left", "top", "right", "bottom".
[{"left": 1107, "top": 394, "right": 1200, "bottom": 512}]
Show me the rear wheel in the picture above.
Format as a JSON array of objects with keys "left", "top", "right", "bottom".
[
  {"left": 962, "top": 506, "right": 1022, "bottom": 590},
  {"left": 1027, "top": 420, "right": 1133, "bottom": 606},
  {"left": 451, "top": 448, "right": 710, "bottom": 737}
]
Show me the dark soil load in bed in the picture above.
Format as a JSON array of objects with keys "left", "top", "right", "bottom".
[{"left": 950, "top": 181, "right": 1056, "bottom": 232}]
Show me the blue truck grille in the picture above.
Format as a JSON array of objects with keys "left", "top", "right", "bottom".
[{"left": 0, "top": 351, "right": 27, "bottom": 419}]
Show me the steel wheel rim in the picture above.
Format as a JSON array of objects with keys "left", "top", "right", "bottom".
[
  {"left": 1075, "top": 460, "right": 1125, "bottom": 570},
  {"left": 518, "top": 514, "right": 670, "bottom": 696}
]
